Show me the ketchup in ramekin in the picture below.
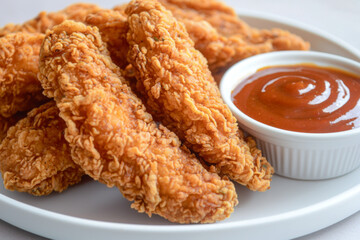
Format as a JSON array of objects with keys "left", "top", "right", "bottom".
[{"left": 232, "top": 64, "right": 360, "bottom": 133}]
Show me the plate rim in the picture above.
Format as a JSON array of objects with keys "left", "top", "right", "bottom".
[{"left": 1, "top": 179, "right": 360, "bottom": 232}]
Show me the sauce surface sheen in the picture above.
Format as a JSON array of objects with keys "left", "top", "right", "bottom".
[{"left": 232, "top": 64, "right": 360, "bottom": 133}]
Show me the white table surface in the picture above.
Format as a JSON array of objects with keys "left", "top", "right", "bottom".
[{"left": 0, "top": 0, "right": 359, "bottom": 239}]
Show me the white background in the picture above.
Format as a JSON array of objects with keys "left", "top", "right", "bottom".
[{"left": 0, "top": 0, "right": 359, "bottom": 239}]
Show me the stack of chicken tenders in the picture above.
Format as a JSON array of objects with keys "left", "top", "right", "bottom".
[{"left": 0, "top": 0, "right": 310, "bottom": 223}]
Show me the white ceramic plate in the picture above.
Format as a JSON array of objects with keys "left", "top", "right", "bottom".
[{"left": 1, "top": 12, "right": 360, "bottom": 240}]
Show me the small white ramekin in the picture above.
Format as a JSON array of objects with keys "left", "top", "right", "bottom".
[{"left": 220, "top": 51, "right": 360, "bottom": 180}]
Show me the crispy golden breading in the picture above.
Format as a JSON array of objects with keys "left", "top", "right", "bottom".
[
  {"left": 157, "top": 0, "right": 310, "bottom": 75},
  {"left": 0, "top": 3, "right": 101, "bottom": 36},
  {"left": 85, "top": 9, "right": 129, "bottom": 69},
  {"left": 0, "top": 32, "right": 48, "bottom": 118},
  {"left": 38, "top": 20, "right": 237, "bottom": 223},
  {"left": 0, "top": 113, "right": 25, "bottom": 142},
  {"left": 155, "top": 0, "right": 256, "bottom": 37},
  {"left": 0, "top": 3, "right": 103, "bottom": 118},
  {"left": 126, "top": 0, "right": 273, "bottom": 191},
  {"left": 113, "top": 0, "right": 309, "bottom": 82},
  {"left": 0, "top": 101, "right": 83, "bottom": 196}
]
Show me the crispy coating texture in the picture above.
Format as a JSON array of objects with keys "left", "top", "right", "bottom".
[
  {"left": 0, "top": 3, "right": 102, "bottom": 117},
  {"left": 113, "top": 1, "right": 308, "bottom": 79},
  {"left": 0, "top": 3, "right": 101, "bottom": 36},
  {"left": 126, "top": 0, "right": 273, "bottom": 191},
  {"left": 0, "top": 3, "right": 129, "bottom": 72},
  {"left": 140, "top": 0, "right": 309, "bottom": 77},
  {"left": 0, "top": 101, "right": 83, "bottom": 196},
  {"left": 0, "top": 32, "right": 48, "bottom": 117},
  {"left": 85, "top": 9, "right": 129, "bottom": 69},
  {"left": 38, "top": 20, "right": 237, "bottom": 223},
  {"left": 0, "top": 113, "right": 25, "bottom": 142}
]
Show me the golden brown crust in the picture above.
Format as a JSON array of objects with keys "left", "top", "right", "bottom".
[
  {"left": 126, "top": 0, "right": 273, "bottom": 191},
  {"left": 0, "top": 4, "right": 130, "bottom": 70},
  {"left": 114, "top": 0, "right": 309, "bottom": 83},
  {"left": 38, "top": 20, "right": 237, "bottom": 223},
  {"left": 0, "top": 112, "right": 25, "bottom": 142},
  {"left": 0, "top": 101, "right": 83, "bottom": 196},
  {"left": 0, "top": 32, "right": 48, "bottom": 117},
  {"left": 157, "top": 0, "right": 310, "bottom": 75},
  {"left": 0, "top": 3, "right": 102, "bottom": 36},
  {"left": 85, "top": 9, "right": 129, "bottom": 69}
]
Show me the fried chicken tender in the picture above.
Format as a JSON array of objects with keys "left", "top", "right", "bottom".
[
  {"left": 38, "top": 20, "right": 237, "bottom": 223},
  {"left": 114, "top": 0, "right": 309, "bottom": 80},
  {"left": 0, "top": 101, "right": 83, "bottom": 196},
  {"left": 85, "top": 9, "right": 129, "bottom": 69},
  {"left": 126, "top": 0, "right": 273, "bottom": 191},
  {"left": 0, "top": 3, "right": 101, "bottom": 37},
  {"left": 0, "top": 32, "right": 48, "bottom": 118}
]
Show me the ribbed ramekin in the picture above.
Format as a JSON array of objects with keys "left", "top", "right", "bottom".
[{"left": 220, "top": 51, "right": 360, "bottom": 180}]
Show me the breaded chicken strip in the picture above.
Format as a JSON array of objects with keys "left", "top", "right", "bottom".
[
  {"left": 38, "top": 20, "right": 237, "bottom": 223},
  {"left": 0, "top": 32, "right": 48, "bottom": 117},
  {"left": 157, "top": 0, "right": 310, "bottom": 75},
  {"left": 0, "top": 101, "right": 83, "bottom": 196},
  {"left": 126, "top": 0, "right": 273, "bottom": 191},
  {"left": 115, "top": 0, "right": 309, "bottom": 81},
  {"left": 85, "top": 9, "right": 129, "bottom": 69},
  {"left": 0, "top": 3, "right": 101, "bottom": 37}
]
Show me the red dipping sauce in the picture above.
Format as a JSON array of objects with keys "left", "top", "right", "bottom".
[{"left": 232, "top": 64, "right": 360, "bottom": 133}]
